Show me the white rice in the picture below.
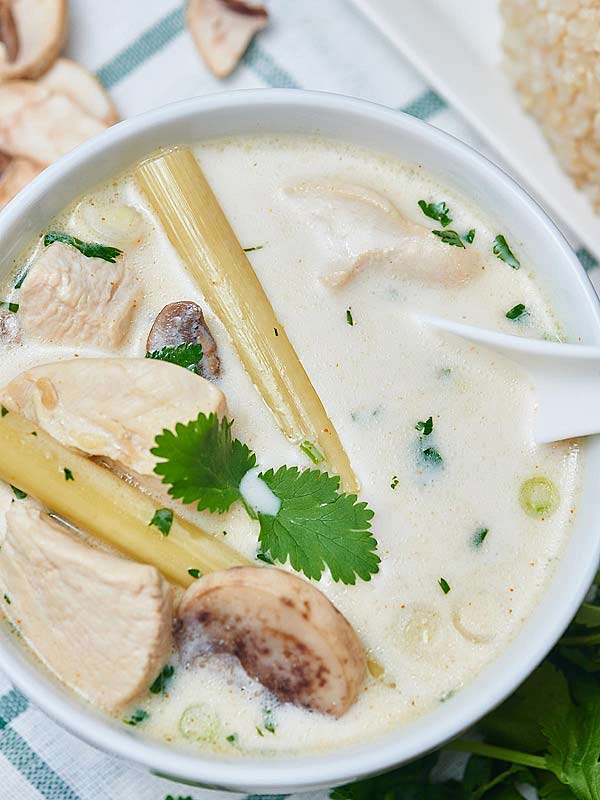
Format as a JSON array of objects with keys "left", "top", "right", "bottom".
[{"left": 501, "top": 0, "right": 600, "bottom": 210}]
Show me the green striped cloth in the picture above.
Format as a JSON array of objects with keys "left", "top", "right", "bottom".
[{"left": 0, "top": 1, "right": 597, "bottom": 798}]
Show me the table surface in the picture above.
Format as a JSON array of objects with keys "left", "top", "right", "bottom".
[{"left": 0, "top": 1, "right": 597, "bottom": 798}]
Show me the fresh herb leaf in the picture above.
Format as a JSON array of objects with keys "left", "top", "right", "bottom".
[
  {"left": 416, "top": 416, "right": 434, "bottom": 436},
  {"left": 256, "top": 726, "right": 264, "bottom": 737},
  {"left": 256, "top": 548, "right": 275, "bottom": 565},
  {"left": 263, "top": 707, "right": 276, "bottom": 734},
  {"left": 152, "top": 413, "right": 256, "bottom": 514},
  {"left": 506, "top": 303, "right": 527, "bottom": 320},
  {"left": 243, "top": 245, "right": 264, "bottom": 252},
  {"left": 390, "top": 475, "right": 399, "bottom": 490},
  {"left": 422, "top": 447, "right": 443, "bottom": 466},
  {"left": 124, "top": 708, "right": 148, "bottom": 726},
  {"left": 418, "top": 199, "right": 453, "bottom": 227},
  {"left": 145, "top": 342, "right": 203, "bottom": 374},
  {"left": 225, "top": 733, "right": 238, "bottom": 744},
  {"left": 439, "top": 577, "right": 451, "bottom": 594},
  {"left": 257, "top": 467, "right": 379, "bottom": 584},
  {"left": 43, "top": 231, "right": 123, "bottom": 263},
  {"left": 464, "top": 228, "right": 476, "bottom": 244},
  {"left": 493, "top": 234, "right": 520, "bottom": 269},
  {"left": 149, "top": 664, "right": 175, "bottom": 695},
  {"left": 0, "top": 302, "right": 18, "bottom": 313},
  {"left": 300, "top": 439, "right": 324, "bottom": 464},
  {"left": 63, "top": 468, "right": 74, "bottom": 481},
  {"left": 1, "top": 406, "right": 8, "bottom": 417},
  {"left": 3, "top": 594, "right": 10, "bottom": 605},
  {"left": 149, "top": 508, "right": 173, "bottom": 536},
  {"left": 10, "top": 485, "right": 26, "bottom": 499},
  {"left": 471, "top": 527, "right": 489, "bottom": 547},
  {"left": 574, "top": 603, "right": 600, "bottom": 629},
  {"left": 187, "top": 568, "right": 202, "bottom": 579},
  {"left": 346, "top": 307, "right": 354, "bottom": 326},
  {"left": 432, "top": 229, "right": 465, "bottom": 248}
]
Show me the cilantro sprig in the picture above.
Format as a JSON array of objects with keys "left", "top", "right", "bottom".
[
  {"left": 146, "top": 342, "right": 203, "bottom": 374},
  {"left": 44, "top": 231, "right": 123, "bottom": 263},
  {"left": 493, "top": 234, "right": 521, "bottom": 269},
  {"left": 152, "top": 413, "right": 379, "bottom": 584},
  {"left": 418, "top": 199, "right": 453, "bottom": 227}
]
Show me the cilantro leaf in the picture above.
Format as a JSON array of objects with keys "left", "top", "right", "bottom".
[
  {"left": 10, "top": 485, "right": 27, "bottom": 499},
  {"left": 123, "top": 708, "right": 148, "bottom": 726},
  {"left": 506, "top": 303, "right": 527, "bottom": 321},
  {"left": 418, "top": 200, "right": 453, "bottom": 227},
  {"left": 149, "top": 664, "right": 174, "bottom": 695},
  {"left": 432, "top": 229, "right": 466, "bottom": 248},
  {"left": 416, "top": 416, "right": 434, "bottom": 435},
  {"left": 464, "top": 228, "right": 476, "bottom": 244},
  {"left": 258, "top": 466, "right": 379, "bottom": 585},
  {"left": 493, "top": 235, "right": 521, "bottom": 269},
  {"left": 152, "top": 413, "right": 256, "bottom": 513},
  {"left": 574, "top": 603, "right": 600, "bottom": 629},
  {"left": 149, "top": 508, "right": 173, "bottom": 536},
  {"left": 145, "top": 342, "right": 203, "bottom": 374},
  {"left": 43, "top": 231, "right": 123, "bottom": 263}
]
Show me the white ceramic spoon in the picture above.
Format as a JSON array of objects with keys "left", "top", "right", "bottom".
[{"left": 418, "top": 313, "right": 600, "bottom": 444}]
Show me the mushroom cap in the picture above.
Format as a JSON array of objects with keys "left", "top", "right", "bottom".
[
  {"left": 187, "top": 0, "right": 268, "bottom": 78},
  {"left": 177, "top": 566, "right": 367, "bottom": 717},
  {"left": 0, "top": 0, "right": 67, "bottom": 81}
]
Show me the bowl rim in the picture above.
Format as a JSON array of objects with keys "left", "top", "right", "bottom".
[{"left": 0, "top": 88, "right": 599, "bottom": 794}]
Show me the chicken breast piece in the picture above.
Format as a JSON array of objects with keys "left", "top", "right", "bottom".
[
  {"left": 18, "top": 241, "right": 136, "bottom": 348},
  {"left": 1, "top": 357, "right": 227, "bottom": 475},
  {"left": 285, "top": 181, "right": 481, "bottom": 288},
  {"left": 0, "top": 501, "right": 173, "bottom": 711}
]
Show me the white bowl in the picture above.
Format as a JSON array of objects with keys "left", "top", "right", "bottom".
[{"left": 0, "top": 90, "right": 598, "bottom": 795}]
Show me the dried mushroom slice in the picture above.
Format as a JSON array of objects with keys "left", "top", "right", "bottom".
[
  {"left": 187, "top": 0, "right": 268, "bottom": 78},
  {"left": 0, "top": 60, "right": 118, "bottom": 165},
  {"left": 147, "top": 301, "right": 221, "bottom": 380},
  {"left": 0, "top": 0, "right": 67, "bottom": 81}
]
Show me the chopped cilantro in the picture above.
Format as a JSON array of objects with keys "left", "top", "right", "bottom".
[
  {"left": 0, "top": 302, "right": 19, "bottom": 313},
  {"left": 418, "top": 199, "right": 452, "bottom": 227},
  {"left": 390, "top": 475, "right": 399, "bottom": 490},
  {"left": 149, "top": 664, "right": 175, "bottom": 695},
  {"left": 258, "top": 467, "right": 378, "bottom": 584},
  {"left": 438, "top": 577, "right": 451, "bottom": 594},
  {"left": 415, "top": 416, "right": 434, "bottom": 436},
  {"left": 226, "top": 733, "right": 238, "bottom": 744},
  {"left": 256, "top": 726, "right": 264, "bottom": 737},
  {"left": 263, "top": 707, "right": 276, "bottom": 734},
  {"left": 187, "top": 568, "right": 202, "bottom": 579},
  {"left": 10, "top": 485, "right": 26, "bottom": 500},
  {"left": 145, "top": 342, "right": 203, "bottom": 374},
  {"left": 300, "top": 439, "right": 325, "bottom": 464},
  {"left": 432, "top": 229, "right": 465, "bottom": 248},
  {"left": 3, "top": 594, "right": 10, "bottom": 604},
  {"left": 506, "top": 303, "right": 527, "bottom": 320},
  {"left": 243, "top": 245, "right": 264, "bottom": 252},
  {"left": 463, "top": 228, "right": 476, "bottom": 244},
  {"left": 493, "top": 234, "right": 520, "bottom": 269},
  {"left": 153, "top": 414, "right": 379, "bottom": 584},
  {"left": 422, "top": 447, "right": 443, "bottom": 466},
  {"left": 346, "top": 307, "right": 354, "bottom": 326},
  {"left": 472, "top": 527, "right": 489, "bottom": 547},
  {"left": 14, "top": 270, "right": 27, "bottom": 289},
  {"left": 63, "top": 468, "right": 74, "bottom": 481},
  {"left": 256, "top": 549, "right": 275, "bottom": 565},
  {"left": 43, "top": 231, "right": 123, "bottom": 263},
  {"left": 149, "top": 508, "right": 173, "bottom": 536},
  {"left": 1, "top": 406, "right": 8, "bottom": 417},
  {"left": 123, "top": 709, "right": 148, "bottom": 726},
  {"left": 152, "top": 414, "right": 256, "bottom": 514}
]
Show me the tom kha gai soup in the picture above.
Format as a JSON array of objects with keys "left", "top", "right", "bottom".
[{"left": 0, "top": 135, "right": 579, "bottom": 756}]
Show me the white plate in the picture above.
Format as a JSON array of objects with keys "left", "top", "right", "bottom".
[{"left": 351, "top": 0, "right": 600, "bottom": 262}]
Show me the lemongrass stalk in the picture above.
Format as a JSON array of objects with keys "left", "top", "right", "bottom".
[
  {"left": 0, "top": 411, "right": 249, "bottom": 587},
  {"left": 136, "top": 148, "right": 358, "bottom": 492}
]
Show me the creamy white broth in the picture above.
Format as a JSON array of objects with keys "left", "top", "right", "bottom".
[{"left": 0, "top": 134, "right": 581, "bottom": 756}]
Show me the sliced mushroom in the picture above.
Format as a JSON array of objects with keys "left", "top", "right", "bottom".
[
  {"left": 0, "top": 59, "right": 117, "bottom": 166},
  {"left": 18, "top": 241, "right": 136, "bottom": 349},
  {"left": 0, "top": 149, "right": 42, "bottom": 208},
  {"left": 147, "top": 301, "right": 221, "bottom": 380},
  {"left": 1, "top": 357, "right": 227, "bottom": 476},
  {"left": 285, "top": 181, "right": 481, "bottom": 288},
  {"left": 187, "top": 0, "right": 268, "bottom": 78},
  {"left": 177, "top": 566, "right": 366, "bottom": 717},
  {"left": 0, "top": 0, "right": 67, "bottom": 81},
  {"left": 0, "top": 500, "right": 173, "bottom": 711}
]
